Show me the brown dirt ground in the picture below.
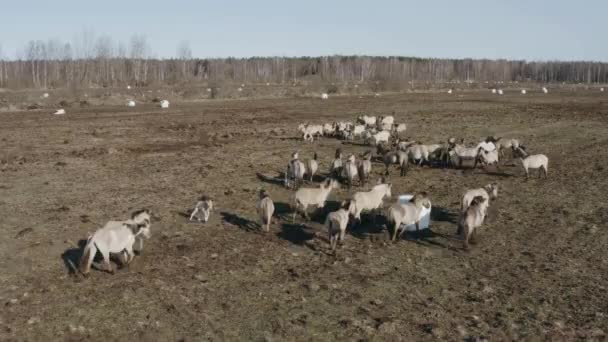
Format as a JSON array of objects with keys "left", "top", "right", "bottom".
[{"left": 1, "top": 91, "right": 607, "bottom": 341}]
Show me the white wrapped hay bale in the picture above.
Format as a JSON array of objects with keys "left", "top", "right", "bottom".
[
  {"left": 321, "top": 93, "right": 329, "bottom": 99},
  {"left": 127, "top": 100, "right": 136, "bottom": 107},
  {"left": 53, "top": 109, "right": 65, "bottom": 115},
  {"left": 160, "top": 100, "right": 169, "bottom": 108}
]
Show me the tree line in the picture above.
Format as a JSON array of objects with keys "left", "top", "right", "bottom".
[{"left": 0, "top": 36, "right": 607, "bottom": 90}]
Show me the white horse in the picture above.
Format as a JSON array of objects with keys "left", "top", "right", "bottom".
[{"left": 79, "top": 210, "right": 151, "bottom": 276}]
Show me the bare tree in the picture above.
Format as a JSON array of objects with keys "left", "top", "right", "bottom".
[
  {"left": 130, "top": 34, "right": 150, "bottom": 85},
  {"left": 1, "top": 32, "right": 607, "bottom": 90},
  {"left": 95, "top": 35, "right": 113, "bottom": 86},
  {"left": 177, "top": 40, "right": 192, "bottom": 80}
]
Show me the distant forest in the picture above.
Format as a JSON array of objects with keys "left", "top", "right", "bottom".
[{"left": 1, "top": 36, "right": 607, "bottom": 89}]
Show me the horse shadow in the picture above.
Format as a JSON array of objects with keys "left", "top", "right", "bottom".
[
  {"left": 277, "top": 223, "right": 316, "bottom": 246},
  {"left": 406, "top": 230, "right": 460, "bottom": 251},
  {"left": 385, "top": 225, "right": 458, "bottom": 251},
  {"left": 177, "top": 210, "right": 192, "bottom": 219},
  {"left": 341, "top": 141, "right": 368, "bottom": 147},
  {"left": 278, "top": 136, "right": 304, "bottom": 141},
  {"left": 61, "top": 239, "right": 89, "bottom": 274},
  {"left": 501, "top": 160, "right": 518, "bottom": 167},
  {"left": 478, "top": 170, "right": 514, "bottom": 178},
  {"left": 349, "top": 213, "right": 388, "bottom": 240},
  {"left": 256, "top": 172, "right": 285, "bottom": 186},
  {"left": 430, "top": 206, "right": 459, "bottom": 224},
  {"left": 273, "top": 201, "right": 293, "bottom": 221},
  {"left": 220, "top": 211, "right": 259, "bottom": 232}
]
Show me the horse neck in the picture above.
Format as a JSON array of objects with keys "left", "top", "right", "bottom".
[
  {"left": 320, "top": 184, "right": 333, "bottom": 197},
  {"left": 371, "top": 184, "right": 387, "bottom": 194},
  {"left": 517, "top": 148, "right": 528, "bottom": 158},
  {"left": 132, "top": 227, "right": 144, "bottom": 237}
]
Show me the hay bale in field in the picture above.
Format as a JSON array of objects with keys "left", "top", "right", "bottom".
[
  {"left": 491, "top": 89, "right": 497, "bottom": 94},
  {"left": 498, "top": 89, "right": 504, "bottom": 95},
  {"left": 542, "top": 87, "right": 548, "bottom": 94},
  {"left": 127, "top": 100, "right": 136, "bottom": 107},
  {"left": 160, "top": 100, "right": 169, "bottom": 108},
  {"left": 42, "top": 93, "right": 49, "bottom": 98},
  {"left": 447, "top": 89, "right": 453, "bottom": 94},
  {"left": 521, "top": 89, "right": 527, "bottom": 95},
  {"left": 321, "top": 93, "right": 329, "bottom": 99},
  {"left": 53, "top": 109, "right": 66, "bottom": 115}
]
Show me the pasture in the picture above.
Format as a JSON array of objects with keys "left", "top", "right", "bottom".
[{"left": 1, "top": 90, "right": 607, "bottom": 340}]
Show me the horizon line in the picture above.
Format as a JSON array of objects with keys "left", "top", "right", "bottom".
[{"left": 1, "top": 54, "right": 607, "bottom": 64}]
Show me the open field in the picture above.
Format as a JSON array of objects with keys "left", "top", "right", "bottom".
[{"left": 1, "top": 91, "right": 607, "bottom": 340}]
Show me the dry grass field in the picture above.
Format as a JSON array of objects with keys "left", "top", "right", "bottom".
[{"left": 1, "top": 90, "right": 607, "bottom": 340}]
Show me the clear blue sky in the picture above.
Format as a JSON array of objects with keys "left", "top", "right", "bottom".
[{"left": 1, "top": 0, "right": 605, "bottom": 61}]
